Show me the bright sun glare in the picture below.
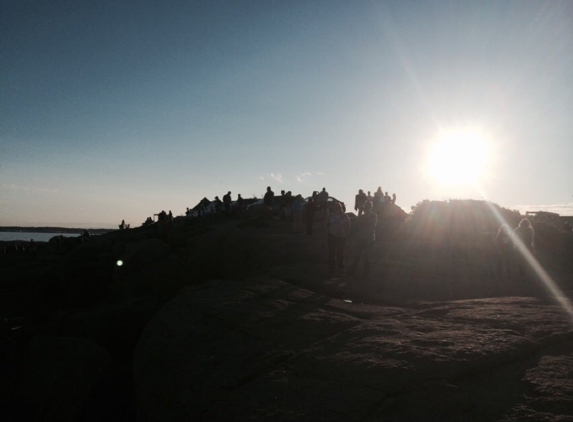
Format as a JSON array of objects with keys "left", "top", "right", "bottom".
[{"left": 428, "top": 128, "right": 490, "bottom": 186}]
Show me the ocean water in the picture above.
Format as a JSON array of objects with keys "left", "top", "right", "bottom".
[{"left": 0, "top": 231, "right": 82, "bottom": 242}]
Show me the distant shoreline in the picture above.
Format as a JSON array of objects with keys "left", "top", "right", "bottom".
[{"left": 0, "top": 226, "right": 113, "bottom": 235}]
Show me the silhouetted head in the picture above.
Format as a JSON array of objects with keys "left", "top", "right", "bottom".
[
  {"left": 519, "top": 218, "right": 531, "bottom": 228},
  {"left": 359, "top": 189, "right": 363, "bottom": 194},
  {"left": 498, "top": 224, "right": 511, "bottom": 235},
  {"left": 364, "top": 201, "right": 373, "bottom": 212},
  {"left": 267, "top": 186, "right": 271, "bottom": 191},
  {"left": 334, "top": 202, "right": 343, "bottom": 213}
]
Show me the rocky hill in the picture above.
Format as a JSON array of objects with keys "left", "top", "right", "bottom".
[{"left": 1, "top": 201, "right": 572, "bottom": 421}]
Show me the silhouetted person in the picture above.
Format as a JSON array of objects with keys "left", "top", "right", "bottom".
[
  {"left": 283, "top": 191, "right": 293, "bottom": 221},
  {"left": 326, "top": 202, "right": 351, "bottom": 275},
  {"left": 213, "top": 197, "right": 223, "bottom": 213},
  {"left": 263, "top": 186, "right": 274, "bottom": 207},
  {"left": 155, "top": 210, "right": 167, "bottom": 225},
  {"left": 237, "top": 194, "right": 244, "bottom": 212},
  {"left": 119, "top": 219, "right": 126, "bottom": 230},
  {"left": 391, "top": 193, "right": 396, "bottom": 204},
  {"left": 292, "top": 194, "right": 304, "bottom": 232},
  {"left": 355, "top": 189, "right": 367, "bottom": 216},
  {"left": 350, "top": 201, "right": 377, "bottom": 277},
  {"left": 513, "top": 218, "right": 535, "bottom": 279},
  {"left": 495, "top": 224, "right": 513, "bottom": 280},
  {"left": 29, "top": 239, "right": 38, "bottom": 259},
  {"left": 223, "top": 191, "right": 232, "bottom": 214},
  {"left": 373, "top": 187, "right": 383, "bottom": 205},
  {"left": 306, "top": 192, "right": 318, "bottom": 235},
  {"left": 318, "top": 187, "right": 328, "bottom": 211}
]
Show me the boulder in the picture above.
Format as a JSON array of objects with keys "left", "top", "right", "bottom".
[
  {"left": 113, "top": 238, "right": 171, "bottom": 280},
  {"left": 133, "top": 279, "right": 573, "bottom": 421},
  {"left": 63, "top": 244, "right": 114, "bottom": 305},
  {"left": 16, "top": 335, "right": 128, "bottom": 421}
]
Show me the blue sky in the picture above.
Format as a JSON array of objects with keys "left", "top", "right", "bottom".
[{"left": 1, "top": 0, "right": 572, "bottom": 228}]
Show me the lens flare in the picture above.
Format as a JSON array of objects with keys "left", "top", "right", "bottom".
[{"left": 482, "top": 195, "right": 573, "bottom": 324}]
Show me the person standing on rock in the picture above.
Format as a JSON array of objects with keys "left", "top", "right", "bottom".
[
  {"left": 495, "top": 224, "right": 513, "bottom": 280},
  {"left": 318, "top": 187, "right": 329, "bottom": 211},
  {"left": 355, "top": 189, "right": 367, "bottom": 216},
  {"left": 350, "top": 201, "right": 377, "bottom": 278},
  {"left": 306, "top": 192, "right": 318, "bottom": 235},
  {"left": 223, "top": 191, "right": 232, "bottom": 215},
  {"left": 326, "top": 202, "right": 351, "bottom": 275},
  {"left": 292, "top": 194, "right": 304, "bottom": 233},
  {"left": 513, "top": 218, "right": 535, "bottom": 279},
  {"left": 263, "top": 186, "right": 274, "bottom": 208}
]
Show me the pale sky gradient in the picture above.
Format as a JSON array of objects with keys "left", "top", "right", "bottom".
[{"left": 2, "top": 0, "right": 572, "bottom": 228}]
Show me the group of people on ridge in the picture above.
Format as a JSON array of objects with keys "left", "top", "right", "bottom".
[
  {"left": 494, "top": 218, "right": 535, "bottom": 279},
  {"left": 354, "top": 187, "right": 396, "bottom": 216}
]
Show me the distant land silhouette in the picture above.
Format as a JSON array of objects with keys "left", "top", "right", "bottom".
[{"left": 0, "top": 226, "right": 112, "bottom": 235}]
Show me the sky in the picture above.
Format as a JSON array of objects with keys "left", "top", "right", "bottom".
[{"left": 1, "top": 0, "right": 572, "bottom": 228}]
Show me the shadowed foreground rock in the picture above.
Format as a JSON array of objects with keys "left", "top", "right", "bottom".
[
  {"left": 134, "top": 278, "right": 573, "bottom": 422},
  {"left": 3, "top": 201, "right": 573, "bottom": 421}
]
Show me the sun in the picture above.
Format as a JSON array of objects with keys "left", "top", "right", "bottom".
[{"left": 427, "top": 128, "right": 491, "bottom": 186}]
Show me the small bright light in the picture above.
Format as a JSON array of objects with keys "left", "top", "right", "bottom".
[
  {"left": 117, "top": 260, "right": 123, "bottom": 267},
  {"left": 428, "top": 128, "right": 490, "bottom": 186}
]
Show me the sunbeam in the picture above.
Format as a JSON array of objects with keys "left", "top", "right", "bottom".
[{"left": 480, "top": 187, "right": 573, "bottom": 324}]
